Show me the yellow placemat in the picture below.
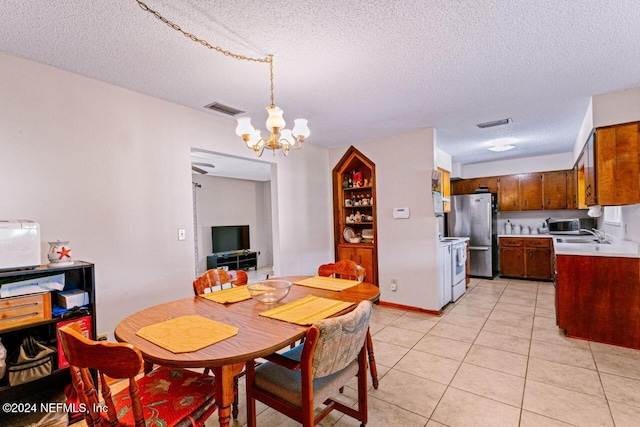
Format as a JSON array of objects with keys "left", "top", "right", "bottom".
[
  {"left": 136, "top": 315, "right": 238, "bottom": 353},
  {"left": 294, "top": 276, "right": 361, "bottom": 291},
  {"left": 259, "top": 295, "right": 354, "bottom": 325},
  {"left": 201, "top": 286, "right": 252, "bottom": 304}
]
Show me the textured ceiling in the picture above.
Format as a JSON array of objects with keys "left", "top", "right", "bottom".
[{"left": 1, "top": 1, "right": 639, "bottom": 165}]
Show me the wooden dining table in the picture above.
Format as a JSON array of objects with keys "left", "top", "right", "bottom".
[{"left": 114, "top": 276, "right": 380, "bottom": 427}]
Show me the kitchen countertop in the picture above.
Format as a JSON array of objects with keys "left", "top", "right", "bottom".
[{"left": 552, "top": 235, "right": 640, "bottom": 258}]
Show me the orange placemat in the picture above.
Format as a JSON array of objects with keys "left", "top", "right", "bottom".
[
  {"left": 259, "top": 295, "right": 354, "bottom": 325},
  {"left": 201, "top": 286, "right": 252, "bottom": 304},
  {"left": 136, "top": 315, "right": 238, "bottom": 353},
  {"left": 294, "top": 276, "right": 361, "bottom": 291}
]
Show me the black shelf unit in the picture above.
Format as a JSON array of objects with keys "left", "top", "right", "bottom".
[
  {"left": 0, "top": 261, "right": 96, "bottom": 424},
  {"left": 206, "top": 251, "right": 259, "bottom": 271}
]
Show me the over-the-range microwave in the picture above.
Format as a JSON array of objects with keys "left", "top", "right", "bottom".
[{"left": 546, "top": 217, "right": 597, "bottom": 234}]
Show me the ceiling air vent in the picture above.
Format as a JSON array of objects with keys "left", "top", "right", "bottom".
[
  {"left": 204, "top": 102, "right": 244, "bottom": 116},
  {"left": 477, "top": 118, "right": 512, "bottom": 129}
]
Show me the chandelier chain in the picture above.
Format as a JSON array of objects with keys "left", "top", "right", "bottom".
[
  {"left": 269, "top": 55, "right": 275, "bottom": 107},
  {"left": 136, "top": 0, "right": 270, "bottom": 64}
]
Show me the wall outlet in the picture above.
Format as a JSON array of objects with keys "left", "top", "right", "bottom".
[
  {"left": 97, "top": 333, "right": 108, "bottom": 341},
  {"left": 390, "top": 279, "right": 397, "bottom": 291},
  {"left": 178, "top": 228, "right": 186, "bottom": 241}
]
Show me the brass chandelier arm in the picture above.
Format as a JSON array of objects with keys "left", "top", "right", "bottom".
[{"left": 136, "top": 0, "right": 270, "bottom": 64}]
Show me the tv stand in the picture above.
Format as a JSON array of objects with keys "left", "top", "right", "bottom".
[{"left": 207, "top": 251, "right": 258, "bottom": 271}]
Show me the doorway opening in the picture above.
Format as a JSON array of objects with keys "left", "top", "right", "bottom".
[{"left": 191, "top": 148, "right": 274, "bottom": 281}]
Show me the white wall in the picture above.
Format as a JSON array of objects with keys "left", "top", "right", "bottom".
[
  {"left": 0, "top": 52, "right": 332, "bottom": 337},
  {"left": 192, "top": 174, "right": 272, "bottom": 272},
  {"left": 459, "top": 152, "right": 575, "bottom": 178},
  {"left": 330, "top": 128, "right": 440, "bottom": 311},
  {"left": 593, "top": 86, "right": 640, "bottom": 129},
  {"left": 573, "top": 99, "right": 593, "bottom": 162}
]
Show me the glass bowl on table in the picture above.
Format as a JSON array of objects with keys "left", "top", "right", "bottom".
[{"left": 247, "top": 280, "right": 292, "bottom": 304}]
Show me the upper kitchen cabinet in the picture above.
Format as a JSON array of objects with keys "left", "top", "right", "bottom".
[
  {"left": 332, "top": 146, "right": 378, "bottom": 286},
  {"left": 451, "top": 177, "right": 498, "bottom": 195},
  {"left": 594, "top": 122, "right": 640, "bottom": 206},
  {"left": 474, "top": 176, "right": 499, "bottom": 193},
  {"left": 498, "top": 173, "right": 543, "bottom": 211},
  {"left": 498, "top": 175, "right": 519, "bottom": 211},
  {"left": 450, "top": 179, "right": 476, "bottom": 195},
  {"left": 577, "top": 122, "right": 640, "bottom": 207},
  {"left": 542, "top": 170, "right": 568, "bottom": 210},
  {"left": 566, "top": 167, "right": 578, "bottom": 210}
]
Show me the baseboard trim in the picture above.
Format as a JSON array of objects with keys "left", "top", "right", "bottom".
[{"left": 378, "top": 300, "right": 441, "bottom": 316}]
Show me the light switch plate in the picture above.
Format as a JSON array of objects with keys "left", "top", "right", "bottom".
[{"left": 178, "top": 228, "right": 186, "bottom": 241}]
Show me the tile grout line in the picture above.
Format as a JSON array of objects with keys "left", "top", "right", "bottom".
[
  {"left": 516, "top": 280, "right": 539, "bottom": 427},
  {"left": 425, "top": 277, "right": 511, "bottom": 426}
]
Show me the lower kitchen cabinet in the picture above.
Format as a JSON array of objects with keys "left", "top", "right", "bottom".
[
  {"left": 337, "top": 244, "right": 377, "bottom": 286},
  {"left": 499, "top": 237, "right": 553, "bottom": 280},
  {"left": 556, "top": 254, "right": 640, "bottom": 349}
]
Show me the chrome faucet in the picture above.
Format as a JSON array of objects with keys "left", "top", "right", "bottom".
[{"left": 579, "top": 228, "right": 607, "bottom": 243}]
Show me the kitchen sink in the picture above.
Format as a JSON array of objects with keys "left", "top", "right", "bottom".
[{"left": 556, "top": 237, "right": 610, "bottom": 244}]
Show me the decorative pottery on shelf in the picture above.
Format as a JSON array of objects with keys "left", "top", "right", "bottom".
[{"left": 47, "top": 240, "right": 74, "bottom": 267}]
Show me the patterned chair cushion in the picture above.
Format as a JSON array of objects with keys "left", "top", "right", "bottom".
[
  {"left": 311, "top": 300, "right": 372, "bottom": 378},
  {"left": 101, "top": 367, "right": 216, "bottom": 427}
]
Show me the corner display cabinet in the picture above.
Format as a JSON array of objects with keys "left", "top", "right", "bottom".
[
  {"left": 0, "top": 261, "right": 96, "bottom": 424},
  {"left": 332, "top": 146, "right": 378, "bottom": 286}
]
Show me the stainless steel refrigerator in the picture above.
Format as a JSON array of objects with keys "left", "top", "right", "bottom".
[{"left": 447, "top": 193, "right": 498, "bottom": 278}]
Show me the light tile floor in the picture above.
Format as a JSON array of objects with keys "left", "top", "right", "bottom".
[{"left": 90, "top": 278, "right": 640, "bottom": 426}]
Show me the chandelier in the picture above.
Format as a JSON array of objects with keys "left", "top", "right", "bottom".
[{"left": 136, "top": 1, "right": 310, "bottom": 157}]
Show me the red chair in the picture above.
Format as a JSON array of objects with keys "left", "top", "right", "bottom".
[
  {"left": 318, "top": 260, "right": 379, "bottom": 389},
  {"left": 58, "top": 323, "right": 216, "bottom": 427}
]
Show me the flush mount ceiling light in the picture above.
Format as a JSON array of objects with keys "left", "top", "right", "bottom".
[
  {"left": 487, "top": 144, "right": 515, "bottom": 152},
  {"left": 486, "top": 137, "right": 516, "bottom": 152},
  {"left": 137, "top": 1, "right": 310, "bottom": 157},
  {"left": 477, "top": 118, "right": 513, "bottom": 129}
]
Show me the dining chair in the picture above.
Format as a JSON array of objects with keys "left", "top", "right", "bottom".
[
  {"left": 193, "top": 268, "right": 248, "bottom": 295},
  {"left": 245, "top": 300, "right": 373, "bottom": 427},
  {"left": 317, "top": 260, "right": 379, "bottom": 389},
  {"left": 192, "top": 268, "right": 248, "bottom": 420},
  {"left": 58, "top": 323, "right": 217, "bottom": 427}
]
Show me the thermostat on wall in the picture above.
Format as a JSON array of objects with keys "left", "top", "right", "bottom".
[{"left": 393, "top": 207, "right": 410, "bottom": 219}]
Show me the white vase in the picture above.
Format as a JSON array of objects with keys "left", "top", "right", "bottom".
[{"left": 47, "top": 240, "right": 74, "bottom": 267}]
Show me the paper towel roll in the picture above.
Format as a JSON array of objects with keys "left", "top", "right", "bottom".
[{"left": 588, "top": 205, "right": 603, "bottom": 217}]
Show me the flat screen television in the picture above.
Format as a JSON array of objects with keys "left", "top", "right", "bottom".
[{"left": 211, "top": 225, "right": 250, "bottom": 254}]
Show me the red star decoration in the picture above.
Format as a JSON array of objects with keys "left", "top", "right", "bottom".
[{"left": 57, "top": 246, "right": 72, "bottom": 260}]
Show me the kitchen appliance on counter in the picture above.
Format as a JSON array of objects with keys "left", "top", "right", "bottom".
[
  {"left": 448, "top": 193, "right": 498, "bottom": 278},
  {"left": 546, "top": 217, "right": 597, "bottom": 234},
  {"left": 0, "top": 220, "right": 41, "bottom": 271}
]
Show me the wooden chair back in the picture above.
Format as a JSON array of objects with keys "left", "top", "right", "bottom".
[
  {"left": 193, "top": 269, "right": 249, "bottom": 295},
  {"left": 58, "top": 323, "right": 143, "bottom": 426},
  {"left": 318, "top": 259, "right": 366, "bottom": 281}
]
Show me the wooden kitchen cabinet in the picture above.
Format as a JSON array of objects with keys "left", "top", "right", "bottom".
[
  {"left": 519, "top": 173, "right": 543, "bottom": 210},
  {"left": 498, "top": 175, "right": 519, "bottom": 211},
  {"left": 584, "top": 131, "right": 597, "bottom": 206},
  {"left": 474, "top": 176, "right": 499, "bottom": 193},
  {"left": 498, "top": 173, "right": 543, "bottom": 211},
  {"left": 337, "top": 245, "right": 375, "bottom": 284},
  {"left": 451, "top": 179, "right": 476, "bottom": 195},
  {"left": 594, "top": 122, "right": 640, "bottom": 206},
  {"left": 499, "top": 237, "right": 553, "bottom": 280},
  {"left": 332, "top": 146, "right": 378, "bottom": 286},
  {"left": 542, "top": 170, "right": 568, "bottom": 210},
  {"left": 566, "top": 167, "right": 578, "bottom": 210},
  {"left": 556, "top": 254, "right": 640, "bottom": 350}
]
